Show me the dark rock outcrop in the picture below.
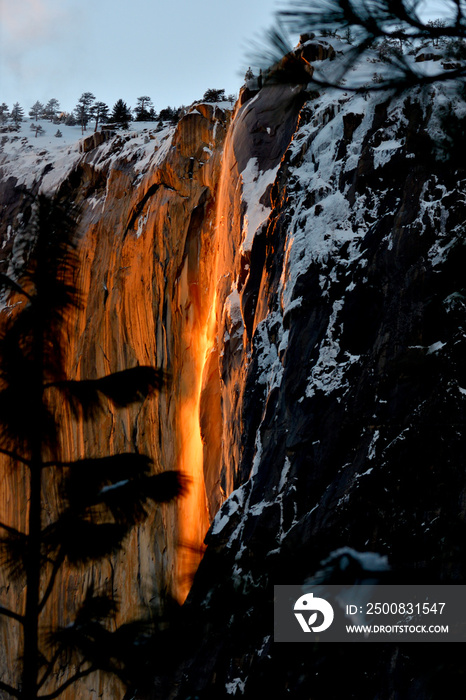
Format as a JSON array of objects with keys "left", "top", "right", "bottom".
[{"left": 79, "top": 129, "right": 115, "bottom": 153}]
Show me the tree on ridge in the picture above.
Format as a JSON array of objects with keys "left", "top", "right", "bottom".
[
  {"left": 90, "top": 101, "right": 110, "bottom": 131},
  {"left": 111, "top": 99, "right": 132, "bottom": 128},
  {"left": 74, "top": 92, "right": 95, "bottom": 134},
  {"left": 44, "top": 99, "right": 60, "bottom": 122},
  {"left": 10, "top": 103, "right": 24, "bottom": 129},
  {"left": 29, "top": 102, "right": 44, "bottom": 122},
  {"left": 134, "top": 96, "right": 155, "bottom": 121}
]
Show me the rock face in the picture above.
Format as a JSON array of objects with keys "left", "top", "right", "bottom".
[
  {"left": 79, "top": 128, "right": 115, "bottom": 152},
  {"left": 152, "top": 84, "right": 466, "bottom": 699},
  {"left": 1, "top": 43, "right": 466, "bottom": 700}
]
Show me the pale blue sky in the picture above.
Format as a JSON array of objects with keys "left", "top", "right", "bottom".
[
  {"left": 0, "top": 0, "right": 451, "bottom": 116},
  {"left": 0, "top": 0, "right": 279, "bottom": 114}
]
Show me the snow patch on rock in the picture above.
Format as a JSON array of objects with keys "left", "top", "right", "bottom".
[{"left": 240, "top": 157, "right": 279, "bottom": 253}]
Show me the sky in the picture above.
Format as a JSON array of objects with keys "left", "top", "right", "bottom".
[
  {"left": 0, "top": 0, "right": 280, "bottom": 115},
  {"left": 0, "top": 0, "right": 451, "bottom": 117}
]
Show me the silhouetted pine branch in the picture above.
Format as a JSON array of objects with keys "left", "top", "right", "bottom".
[
  {"left": 0, "top": 448, "right": 31, "bottom": 465},
  {"left": 37, "top": 666, "right": 98, "bottom": 700},
  {"left": 17, "top": 196, "right": 82, "bottom": 326},
  {"left": 0, "top": 605, "right": 24, "bottom": 623},
  {"left": 93, "top": 471, "right": 187, "bottom": 525},
  {"left": 48, "top": 589, "right": 174, "bottom": 690},
  {"left": 58, "top": 453, "right": 186, "bottom": 526},
  {"left": 36, "top": 647, "right": 65, "bottom": 692},
  {"left": 0, "top": 527, "right": 29, "bottom": 581},
  {"left": 0, "top": 680, "right": 20, "bottom": 698},
  {"left": 43, "top": 516, "right": 132, "bottom": 564},
  {"left": 48, "top": 587, "right": 121, "bottom": 673},
  {"left": 0, "top": 272, "right": 31, "bottom": 300},
  {"left": 38, "top": 549, "right": 66, "bottom": 614},
  {"left": 0, "top": 382, "right": 58, "bottom": 450},
  {"left": 51, "top": 366, "right": 170, "bottom": 418},
  {"left": 60, "top": 453, "right": 153, "bottom": 500},
  {"left": 0, "top": 521, "right": 23, "bottom": 537},
  {"left": 42, "top": 471, "right": 185, "bottom": 567},
  {"left": 143, "top": 470, "right": 188, "bottom": 502},
  {"left": 0, "top": 195, "right": 81, "bottom": 354},
  {"left": 249, "top": 0, "right": 466, "bottom": 92},
  {"left": 77, "top": 588, "right": 119, "bottom": 619}
]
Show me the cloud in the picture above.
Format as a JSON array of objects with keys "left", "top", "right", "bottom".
[
  {"left": 0, "top": 0, "right": 82, "bottom": 104},
  {"left": 1, "top": 0, "right": 65, "bottom": 46}
]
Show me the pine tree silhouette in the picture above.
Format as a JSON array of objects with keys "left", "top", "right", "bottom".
[{"left": 0, "top": 196, "right": 184, "bottom": 699}]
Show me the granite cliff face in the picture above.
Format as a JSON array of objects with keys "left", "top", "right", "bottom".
[
  {"left": 1, "top": 40, "right": 466, "bottom": 700},
  {"left": 154, "top": 66, "right": 466, "bottom": 700},
  {"left": 0, "top": 102, "right": 231, "bottom": 697}
]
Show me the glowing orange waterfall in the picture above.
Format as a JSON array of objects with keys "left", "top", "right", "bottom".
[
  {"left": 174, "top": 100, "right": 244, "bottom": 601},
  {"left": 175, "top": 248, "right": 218, "bottom": 602},
  {"left": 172, "top": 99, "right": 244, "bottom": 602}
]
